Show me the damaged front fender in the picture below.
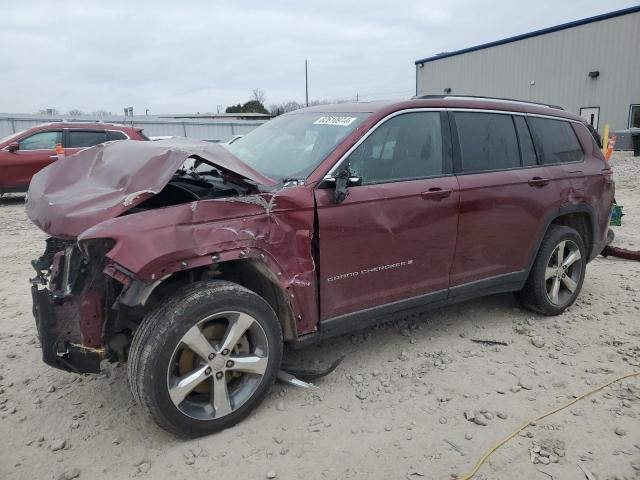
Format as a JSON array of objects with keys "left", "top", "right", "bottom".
[{"left": 80, "top": 187, "right": 320, "bottom": 335}]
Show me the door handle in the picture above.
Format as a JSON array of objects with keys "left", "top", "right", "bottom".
[
  {"left": 421, "top": 188, "right": 452, "bottom": 200},
  {"left": 50, "top": 155, "right": 59, "bottom": 159},
  {"left": 528, "top": 177, "right": 550, "bottom": 187}
]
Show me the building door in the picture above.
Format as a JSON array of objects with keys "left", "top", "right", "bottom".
[{"left": 579, "top": 107, "right": 600, "bottom": 131}]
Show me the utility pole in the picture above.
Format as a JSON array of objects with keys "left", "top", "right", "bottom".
[{"left": 305, "top": 59, "right": 309, "bottom": 107}]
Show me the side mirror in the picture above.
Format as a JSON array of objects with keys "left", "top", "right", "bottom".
[
  {"left": 324, "top": 170, "right": 362, "bottom": 204},
  {"left": 7, "top": 142, "right": 19, "bottom": 152}
]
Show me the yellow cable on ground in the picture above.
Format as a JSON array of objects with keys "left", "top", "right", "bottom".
[{"left": 458, "top": 370, "right": 640, "bottom": 480}]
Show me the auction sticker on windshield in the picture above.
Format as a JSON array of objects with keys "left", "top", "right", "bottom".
[{"left": 313, "top": 116, "right": 357, "bottom": 126}]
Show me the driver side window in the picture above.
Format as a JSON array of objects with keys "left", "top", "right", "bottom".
[
  {"left": 348, "top": 112, "right": 443, "bottom": 184},
  {"left": 18, "top": 130, "right": 63, "bottom": 151}
]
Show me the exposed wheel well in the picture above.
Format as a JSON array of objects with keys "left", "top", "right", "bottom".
[
  {"left": 551, "top": 212, "right": 593, "bottom": 258},
  {"left": 213, "top": 259, "right": 297, "bottom": 341},
  {"left": 120, "top": 260, "right": 298, "bottom": 343}
]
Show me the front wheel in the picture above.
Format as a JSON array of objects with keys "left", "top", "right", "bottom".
[
  {"left": 516, "top": 225, "right": 587, "bottom": 316},
  {"left": 128, "top": 280, "right": 283, "bottom": 437}
]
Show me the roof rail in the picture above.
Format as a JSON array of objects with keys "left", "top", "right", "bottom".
[
  {"left": 63, "top": 119, "right": 105, "bottom": 123},
  {"left": 413, "top": 94, "right": 564, "bottom": 110}
]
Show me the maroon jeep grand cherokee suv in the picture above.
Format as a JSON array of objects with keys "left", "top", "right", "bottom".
[{"left": 26, "top": 97, "right": 614, "bottom": 436}]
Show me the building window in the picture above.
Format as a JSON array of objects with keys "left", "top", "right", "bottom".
[{"left": 630, "top": 105, "right": 640, "bottom": 129}]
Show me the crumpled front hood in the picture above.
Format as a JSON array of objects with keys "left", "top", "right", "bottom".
[{"left": 26, "top": 138, "right": 277, "bottom": 238}]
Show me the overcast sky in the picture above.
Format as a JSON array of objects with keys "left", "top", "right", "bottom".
[{"left": 1, "top": 0, "right": 637, "bottom": 114}]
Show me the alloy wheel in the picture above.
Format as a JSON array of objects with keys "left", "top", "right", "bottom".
[
  {"left": 544, "top": 239, "right": 583, "bottom": 306},
  {"left": 166, "top": 311, "right": 269, "bottom": 421}
]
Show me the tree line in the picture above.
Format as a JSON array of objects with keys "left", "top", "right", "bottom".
[
  {"left": 228, "top": 89, "right": 349, "bottom": 116},
  {"left": 39, "top": 89, "right": 349, "bottom": 118}
]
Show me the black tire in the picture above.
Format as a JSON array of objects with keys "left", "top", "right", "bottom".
[
  {"left": 516, "top": 225, "right": 587, "bottom": 316},
  {"left": 128, "top": 280, "right": 283, "bottom": 437}
]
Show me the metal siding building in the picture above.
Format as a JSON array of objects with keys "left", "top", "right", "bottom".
[
  {"left": 0, "top": 114, "right": 266, "bottom": 141},
  {"left": 415, "top": 6, "right": 640, "bottom": 135}
]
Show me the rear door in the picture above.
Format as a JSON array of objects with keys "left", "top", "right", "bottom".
[
  {"left": 449, "top": 111, "right": 560, "bottom": 289},
  {"left": 64, "top": 129, "right": 108, "bottom": 155},
  {"left": 314, "top": 111, "right": 459, "bottom": 319},
  {"left": 2, "top": 129, "right": 63, "bottom": 188}
]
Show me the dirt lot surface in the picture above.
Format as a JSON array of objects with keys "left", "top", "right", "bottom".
[{"left": 1, "top": 152, "right": 639, "bottom": 480}]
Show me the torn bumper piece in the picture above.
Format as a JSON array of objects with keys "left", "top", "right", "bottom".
[{"left": 31, "top": 286, "right": 104, "bottom": 373}]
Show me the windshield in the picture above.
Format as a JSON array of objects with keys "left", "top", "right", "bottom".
[{"left": 226, "top": 112, "right": 368, "bottom": 180}]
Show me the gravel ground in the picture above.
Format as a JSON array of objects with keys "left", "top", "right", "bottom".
[{"left": 0, "top": 152, "right": 639, "bottom": 480}]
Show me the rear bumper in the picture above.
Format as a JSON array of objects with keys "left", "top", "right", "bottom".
[{"left": 31, "top": 286, "right": 102, "bottom": 373}]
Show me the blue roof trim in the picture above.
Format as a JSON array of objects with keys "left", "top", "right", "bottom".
[{"left": 415, "top": 4, "right": 640, "bottom": 65}]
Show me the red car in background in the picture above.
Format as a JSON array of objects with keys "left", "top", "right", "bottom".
[{"left": 0, "top": 122, "right": 148, "bottom": 194}]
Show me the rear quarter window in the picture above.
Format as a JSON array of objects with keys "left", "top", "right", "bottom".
[
  {"left": 107, "top": 130, "right": 128, "bottom": 141},
  {"left": 136, "top": 130, "right": 150, "bottom": 141},
  {"left": 527, "top": 117, "right": 584, "bottom": 164},
  {"left": 454, "top": 112, "right": 520, "bottom": 173}
]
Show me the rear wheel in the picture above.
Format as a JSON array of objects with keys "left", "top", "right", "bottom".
[
  {"left": 516, "top": 225, "right": 586, "bottom": 316},
  {"left": 128, "top": 280, "right": 282, "bottom": 437}
]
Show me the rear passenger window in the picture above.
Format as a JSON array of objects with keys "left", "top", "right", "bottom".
[
  {"left": 68, "top": 130, "right": 107, "bottom": 148},
  {"left": 107, "top": 130, "right": 127, "bottom": 141},
  {"left": 514, "top": 116, "right": 538, "bottom": 167},
  {"left": 527, "top": 117, "right": 583, "bottom": 164},
  {"left": 348, "top": 112, "right": 443, "bottom": 184},
  {"left": 454, "top": 112, "right": 520, "bottom": 173}
]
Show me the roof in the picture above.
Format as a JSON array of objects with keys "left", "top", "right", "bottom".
[
  {"left": 415, "top": 94, "right": 564, "bottom": 110},
  {"left": 415, "top": 4, "right": 640, "bottom": 65},
  {"left": 287, "top": 97, "right": 583, "bottom": 123},
  {"left": 33, "top": 122, "right": 134, "bottom": 129}
]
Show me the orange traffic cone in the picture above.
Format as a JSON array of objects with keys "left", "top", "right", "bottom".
[
  {"left": 54, "top": 143, "right": 65, "bottom": 160},
  {"left": 604, "top": 135, "right": 616, "bottom": 161}
]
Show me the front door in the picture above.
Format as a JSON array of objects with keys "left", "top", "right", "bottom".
[
  {"left": 579, "top": 107, "right": 599, "bottom": 132},
  {"left": 314, "top": 111, "right": 459, "bottom": 320},
  {"left": 4, "top": 129, "right": 63, "bottom": 188}
]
